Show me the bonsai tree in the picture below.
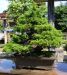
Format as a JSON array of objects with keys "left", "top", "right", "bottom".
[{"left": 3, "top": 0, "right": 63, "bottom": 57}]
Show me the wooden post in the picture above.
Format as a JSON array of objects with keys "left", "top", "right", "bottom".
[
  {"left": 4, "top": 30, "right": 8, "bottom": 44},
  {"left": 7, "top": 32, "right": 11, "bottom": 42},
  {"left": 48, "top": 0, "right": 55, "bottom": 27}
]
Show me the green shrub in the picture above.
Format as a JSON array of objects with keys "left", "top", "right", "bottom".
[
  {"left": 3, "top": 42, "right": 14, "bottom": 53},
  {"left": 3, "top": 42, "right": 32, "bottom": 54},
  {"left": 4, "top": 0, "right": 63, "bottom": 57}
]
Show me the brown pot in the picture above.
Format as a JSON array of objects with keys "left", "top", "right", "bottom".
[{"left": 14, "top": 56, "right": 55, "bottom": 70}]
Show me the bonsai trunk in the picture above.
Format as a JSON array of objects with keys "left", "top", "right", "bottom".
[{"left": 33, "top": 45, "right": 43, "bottom": 52}]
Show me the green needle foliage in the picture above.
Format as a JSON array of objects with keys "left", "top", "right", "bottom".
[{"left": 4, "top": 0, "right": 63, "bottom": 56}]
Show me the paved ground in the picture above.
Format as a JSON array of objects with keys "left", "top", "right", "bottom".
[
  {"left": 9, "top": 69, "right": 67, "bottom": 75},
  {"left": 11, "top": 69, "right": 57, "bottom": 75},
  {"left": 0, "top": 63, "right": 67, "bottom": 75},
  {"left": 54, "top": 62, "right": 67, "bottom": 75},
  {"left": 9, "top": 62, "right": 67, "bottom": 75},
  {"left": 55, "top": 69, "right": 67, "bottom": 75}
]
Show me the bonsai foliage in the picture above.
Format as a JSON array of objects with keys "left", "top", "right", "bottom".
[
  {"left": 3, "top": 42, "right": 32, "bottom": 54},
  {"left": 3, "top": 0, "right": 63, "bottom": 55},
  {"left": 8, "top": 0, "right": 47, "bottom": 24}
]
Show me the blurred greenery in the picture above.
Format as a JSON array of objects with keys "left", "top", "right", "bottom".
[
  {"left": 0, "top": 20, "right": 3, "bottom": 31},
  {"left": 55, "top": 4, "right": 67, "bottom": 32}
]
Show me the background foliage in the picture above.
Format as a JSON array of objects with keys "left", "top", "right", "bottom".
[
  {"left": 0, "top": 20, "right": 3, "bottom": 31},
  {"left": 55, "top": 4, "right": 67, "bottom": 32}
]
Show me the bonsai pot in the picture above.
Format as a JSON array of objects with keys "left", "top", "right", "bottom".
[
  {"left": 0, "top": 51, "right": 55, "bottom": 70},
  {"left": 14, "top": 56, "right": 55, "bottom": 70}
]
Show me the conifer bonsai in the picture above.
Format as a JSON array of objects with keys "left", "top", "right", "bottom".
[{"left": 3, "top": 0, "right": 63, "bottom": 57}]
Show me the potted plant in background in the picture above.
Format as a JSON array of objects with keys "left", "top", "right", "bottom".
[{"left": 3, "top": 0, "right": 63, "bottom": 70}]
